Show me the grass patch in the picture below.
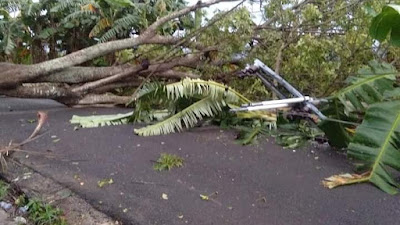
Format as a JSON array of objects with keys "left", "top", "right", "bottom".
[
  {"left": 153, "top": 153, "right": 184, "bottom": 171},
  {"left": 27, "top": 199, "right": 67, "bottom": 225},
  {"left": 0, "top": 180, "right": 10, "bottom": 200}
]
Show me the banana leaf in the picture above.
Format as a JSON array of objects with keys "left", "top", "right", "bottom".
[{"left": 323, "top": 101, "right": 400, "bottom": 194}]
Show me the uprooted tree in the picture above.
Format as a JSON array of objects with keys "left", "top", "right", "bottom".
[
  {"left": 0, "top": 0, "right": 242, "bottom": 105},
  {"left": 0, "top": 0, "right": 392, "bottom": 105}
]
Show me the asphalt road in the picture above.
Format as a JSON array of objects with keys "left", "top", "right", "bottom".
[{"left": 0, "top": 97, "right": 399, "bottom": 225}]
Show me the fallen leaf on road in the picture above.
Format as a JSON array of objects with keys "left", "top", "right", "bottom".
[
  {"left": 200, "top": 194, "right": 209, "bottom": 201},
  {"left": 322, "top": 173, "right": 369, "bottom": 189},
  {"left": 98, "top": 178, "right": 114, "bottom": 188},
  {"left": 162, "top": 193, "right": 168, "bottom": 200},
  {"left": 27, "top": 119, "right": 36, "bottom": 124}
]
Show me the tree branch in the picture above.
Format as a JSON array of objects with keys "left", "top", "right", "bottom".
[{"left": 0, "top": 0, "right": 237, "bottom": 87}]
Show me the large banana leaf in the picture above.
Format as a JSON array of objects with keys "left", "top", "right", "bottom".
[
  {"left": 334, "top": 61, "right": 396, "bottom": 113},
  {"left": 370, "top": 4, "right": 400, "bottom": 46},
  {"left": 323, "top": 101, "right": 400, "bottom": 194},
  {"left": 319, "top": 61, "right": 398, "bottom": 148}
]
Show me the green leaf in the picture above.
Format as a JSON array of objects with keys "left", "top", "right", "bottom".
[
  {"left": 37, "top": 28, "right": 57, "bottom": 39},
  {"left": 320, "top": 61, "right": 397, "bottom": 148},
  {"left": 104, "top": 0, "right": 134, "bottom": 8},
  {"left": 335, "top": 61, "right": 396, "bottom": 113},
  {"left": 327, "top": 101, "right": 400, "bottom": 194},
  {"left": 370, "top": 4, "right": 400, "bottom": 46}
]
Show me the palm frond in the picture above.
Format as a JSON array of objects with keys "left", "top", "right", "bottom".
[
  {"left": 89, "top": 18, "right": 111, "bottom": 38},
  {"left": 323, "top": 101, "right": 400, "bottom": 194},
  {"left": 131, "top": 78, "right": 251, "bottom": 104},
  {"left": 51, "top": 0, "right": 94, "bottom": 13},
  {"left": 70, "top": 112, "right": 133, "bottom": 128},
  {"left": 104, "top": 0, "right": 134, "bottom": 8},
  {"left": 1, "top": 22, "right": 17, "bottom": 54},
  {"left": 134, "top": 96, "right": 223, "bottom": 136},
  {"left": 64, "top": 9, "right": 96, "bottom": 22},
  {"left": 98, "top": 14, "right": 140, "bottom": 42}
]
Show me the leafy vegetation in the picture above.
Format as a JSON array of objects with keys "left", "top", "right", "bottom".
[
  {"left": 323, "top": 101, "right": 400, "bottom": 194},
  {"left": 27, "top": 199, "right": 67, "bottom": 225},
  {"left": 2, "top": 0, "right": 400, "bottom": 195},
  {"left": 319, "top": 61, "right": 398, "bottom": 148},
  {"left": 0, "top": 180, "right": 9, "bottom": 200},
  {"left": 71, "top": 78, "right": 277, "bottom": 136},
  {"left": 320, "top": 4, "right": 400, "bottom": 194},
  {"left": 370, "top": 4, "right": 400, "bottom": 47},
  {"left": 153, "top": 153, "right": 184, "bottom": 171}
]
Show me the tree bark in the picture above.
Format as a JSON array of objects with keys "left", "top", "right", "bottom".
[{"left": 0, "top": 0, "right": 236, "bottom": 105}]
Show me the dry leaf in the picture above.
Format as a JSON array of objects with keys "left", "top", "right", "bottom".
[
  {"left": 162, "top": 193, "right": 168, "bottom": 200},
  {"left": 200, "top": 194, "right": 209, "bottom": 201},
  {"left": 322, "top": 172, "right": 369, "bottom": 189},
  {"left": 97, "top": 178, "right": 114, "bottom": 188}
]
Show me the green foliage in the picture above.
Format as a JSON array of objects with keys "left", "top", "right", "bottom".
[
  {"left": 319, "top": 61, "right": 398, "bottom": 148},
  {"left": 235, "top": 122, "right": 274, "bottom": 145},
  {"left": 332, "top": 61, "right": 397, "bottom": 113},
  {"left": 0, "top": 180, "right": 9, "bottom": 200},
  {"left": 275, "top": 120, "right": 324, "bottom": 149},
  {"left": 153, "top": 153, "right": 184, "bottom": 171},
  {"left": 27, "top": 199, "right": 67, "bottom": 225},
  {"left": 132, "top": 78, "right": 253, "bottom": 136},
  {"left": 324, "top": 101, "right": 400, "bottom": 194},
  {"left": 370, "top": 4, "right": 400, "bottom": 46}
]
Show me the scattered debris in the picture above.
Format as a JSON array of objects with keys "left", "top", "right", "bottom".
[
  {"left": 162, "top": 193, "right": 168, "bottom": 200},
  {"left": 0, "top": 111, "right": 48, "bottom": 170},
  {"left": 200, "top": 194, "right": 209, "bottom": 201},
  {"left": 14, "top": 216, "right": 27, "bottom": 224},
  {"left": 27, "top": 119, "right": 36, "bottom": 124},
  {"left": 322, "top": 172, "right": 370, "bottom": 189},
  {"left": 97, "top": 178, "right": 114, "bottom": 188},
  {"left": 0, "top": 201, "right": 12, "bottom": 211}
]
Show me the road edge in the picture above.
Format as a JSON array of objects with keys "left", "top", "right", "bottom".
[{"left": 0, "top": 159, "right": 119, "bottom": 225}]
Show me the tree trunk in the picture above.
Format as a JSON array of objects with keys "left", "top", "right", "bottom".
[{"left": 0, "top": 0, "right": 235, "bottom": 105}]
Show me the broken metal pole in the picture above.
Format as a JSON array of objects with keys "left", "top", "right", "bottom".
[
  {"left": 254, "top": 72, "right": 286, "bottom": 99},
  {"left": 242, "top": 96, "right": 312, "bottom": 107},
  {"left": 231, "top": 103, "right": 290, "bottom": 112},
  {"left": 254, "top": 59, "right": 327, "bottom": 120}
]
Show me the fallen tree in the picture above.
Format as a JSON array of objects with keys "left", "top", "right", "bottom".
[{"left": 0, "top": 0, "right": 240, "bottom": 105}]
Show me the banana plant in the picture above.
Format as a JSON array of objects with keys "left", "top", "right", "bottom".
[
  {"left": 323, "top": 101, "right": 400, "bottom": 194},
  {"left": 319, "top": 61, "right": 398, "bottom": 148}
]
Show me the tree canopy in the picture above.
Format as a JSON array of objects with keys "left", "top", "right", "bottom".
[{"left": 0, "top": 0, "right": 398, "bottom": 104}]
